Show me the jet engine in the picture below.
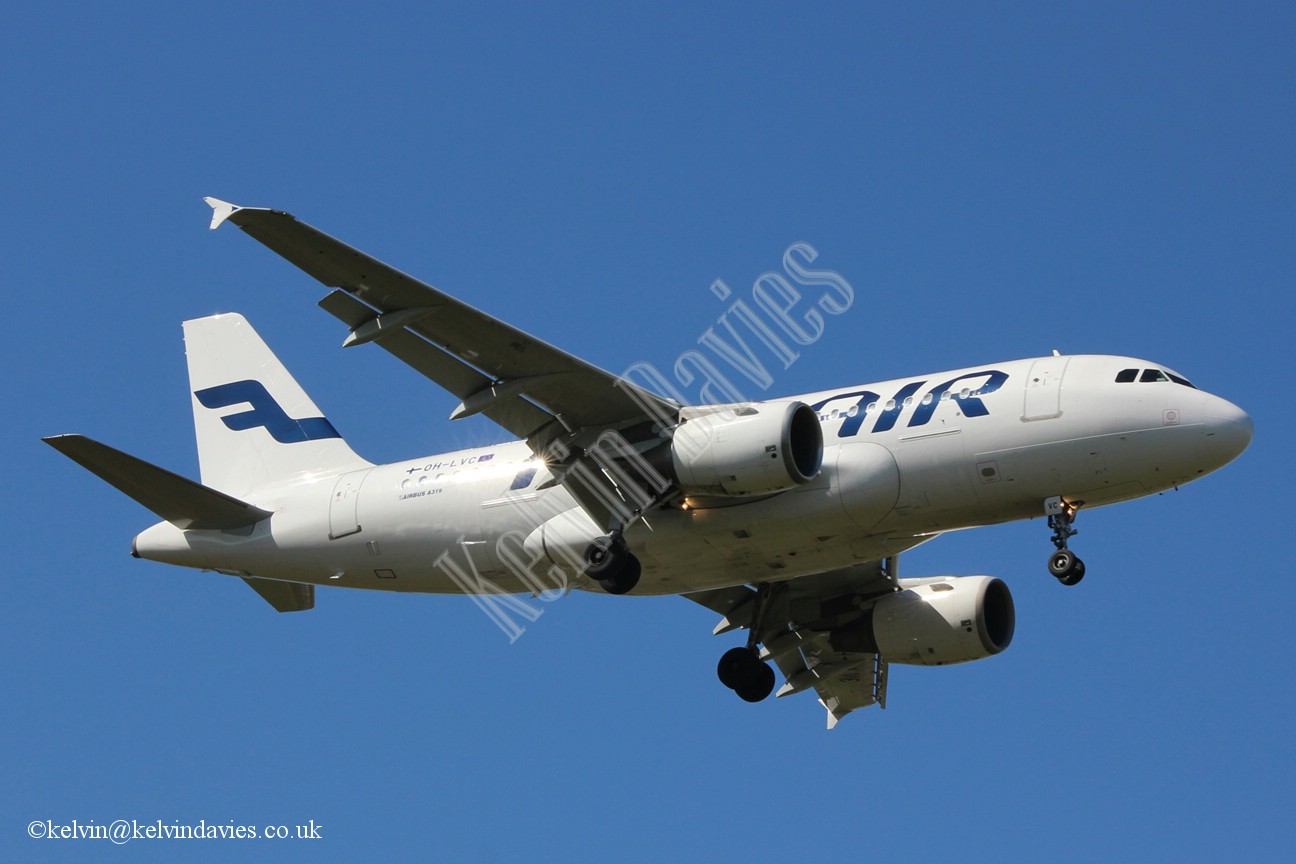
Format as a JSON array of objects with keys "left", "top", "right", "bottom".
[
  {"left": 832, "top": 576, "right": 1015, "bottom": 666},
  {"left": 668, "top": 400, "right": 823, "bottom": 496}
]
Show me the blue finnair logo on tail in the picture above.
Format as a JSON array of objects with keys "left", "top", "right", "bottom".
[{"left": 194, "top": 380, "right": 342, "bottom": 444}]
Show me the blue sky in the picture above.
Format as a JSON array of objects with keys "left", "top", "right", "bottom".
[{"left": 3, "top": 2, "right": 1292, "bottom": 861}]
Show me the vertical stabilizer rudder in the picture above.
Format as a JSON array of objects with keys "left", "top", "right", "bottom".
[{"left": 184, "top": 313, "right": 370, "bottom": 497}]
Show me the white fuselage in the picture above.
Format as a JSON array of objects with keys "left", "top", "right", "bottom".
[{"left": 133, "top": 354, "right": 1252, "bottom": 596}]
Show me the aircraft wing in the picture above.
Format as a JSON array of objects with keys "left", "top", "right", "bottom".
[
  {"left": 205, "top": 198, "right": 680, "bottom": 531},
  {"left": 204, "top": 198, "right": 675, "bottom": 436},
  {"left": 686, "top": 561, "right": 896, "bottom": 728}
]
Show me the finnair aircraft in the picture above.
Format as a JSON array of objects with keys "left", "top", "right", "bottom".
[{"left": 46, "top": 199, "right": 1252, "bottom": 727}]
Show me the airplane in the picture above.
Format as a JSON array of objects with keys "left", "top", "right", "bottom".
[{"left": 44, "top": 198, "right": 1253, "bottom": 727}]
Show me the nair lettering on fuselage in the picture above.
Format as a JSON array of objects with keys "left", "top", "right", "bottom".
[{"left": 811, "top": 370, "right": 1009, "bottom": 438}]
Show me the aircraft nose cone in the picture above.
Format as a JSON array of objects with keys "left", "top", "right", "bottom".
[{"left": 1205, "top": 397, "right": 1253, "bottom": 465}]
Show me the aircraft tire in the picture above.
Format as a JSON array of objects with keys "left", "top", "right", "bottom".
[
  {"left": 597, "top": 553, "right": 641, "bottom": 595},
  {"left": 1048, "top": 549, "right": 1077, "bottom": 578},
  {"left": 585, "top": 538, "right": 632, "bottom": 578},
  {"left": 719, "top": 646, "right": 775, "bottom": 702},
  {"left": 734, "top": 661, "right": 776, "bottom": 703},
  {"left": 717, "top": 646, "right": 755, "bottom": 690},
  {"left": 1058, "top": 558, "right": 1085, "bottom": 586}
]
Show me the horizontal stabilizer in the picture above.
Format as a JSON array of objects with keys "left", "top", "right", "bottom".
[
  {"left": 43, "top": 434, "right": 272, "bottom": 530},
  {"left": 242, "top": 577, "right": 314, "bottom": 613}
]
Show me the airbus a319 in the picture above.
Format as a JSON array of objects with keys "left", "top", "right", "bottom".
[{"left": 46, "top": 199, "right": 1252, "bottom": 727}]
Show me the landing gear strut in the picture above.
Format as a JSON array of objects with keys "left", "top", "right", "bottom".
[
  {"left": 1045, "top": 496, "right": 1085, "bottom": 586},
  {"left": 716, "top": 583, "right": 777, "bottom": 703}
]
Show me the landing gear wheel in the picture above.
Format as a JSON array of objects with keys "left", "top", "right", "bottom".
[
  {"left": 1048, "top": 549, "right": 1085, "bottom": 585},
  {"left": 584, "top": 538, "right": 641, "bottom": 595},
  {"left": 716, "top": 646, "right": 775, "bottom": 702},
  {"left": 735, "top": 662, "right": 776, "bottom": 703},
  {"left": 1059, "top": 558, "right": 1085, "bottom": 586},
  {"left": 717, "top": 646, "right": 753, "bottom": 690},
  {"left": 598, "top": 555, "right": 641, "bottom": 595},
  {"left": 1048, "top": 549, "right": 1075, "bottom": 577}
]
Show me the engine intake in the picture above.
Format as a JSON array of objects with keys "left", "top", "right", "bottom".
[{"left": 669, "top": 401, "right": 823, "bottom": 496}]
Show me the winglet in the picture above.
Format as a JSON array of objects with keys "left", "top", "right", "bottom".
[{"left": 203, "top": 196, "right": 241, "bottom": 231}]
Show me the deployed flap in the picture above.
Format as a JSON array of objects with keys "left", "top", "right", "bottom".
[
  {"left": 241, "top": 577, "right": 314, "bottom": 613},
  {"left": 685, "top": 561, "right": 898, "bottom": 728},
  {"left": 316, "top": 289, "right": 554, "bottom": 440},
  {"left": 770, "top": 635, "right": 888, "bottom": 730},
  {"left": 43, "top": 434, "right": 271, "bottom": 530}
]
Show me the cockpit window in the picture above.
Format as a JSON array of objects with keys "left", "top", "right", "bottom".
[{"left": 1118, "top": 367, "right": 1196, "bottom": 387}]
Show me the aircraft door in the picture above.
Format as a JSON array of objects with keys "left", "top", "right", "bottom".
[
  {"left": 836, "top": 442, "right": 901, "bottom": 531},
  {"left": 329, "top": 468, "right": 371, "bottom": 539},
  {"left": 1022, "top": 356, "right": 1071, "bottom": 421}
]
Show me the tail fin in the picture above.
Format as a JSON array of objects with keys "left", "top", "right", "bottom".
[{"left": 184, "top": 313, "right": 370, "bottom": 497}]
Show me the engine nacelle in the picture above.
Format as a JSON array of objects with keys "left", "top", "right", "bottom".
[
  {"left": 833, "top": 576, "right": 1015, "bottom": 666},
  {"left": 669, "top": 401, "right": 823, "bottom": 496}
]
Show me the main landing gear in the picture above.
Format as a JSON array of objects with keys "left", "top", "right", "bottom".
[
  {"left": 718, "top": 646, "right": 776, "bottom": 702},
  {"left": 1045, "top": 496, "right": 1085, "bottom": 586},
  {"left": 583, "top": 535, "right": 641, "bottom": 595},
  {"left": 580, "top": 483, "right": 677, "bottom": 595},
  {"left": 716, "top": 583, "right": 777, "bottom": 703}
]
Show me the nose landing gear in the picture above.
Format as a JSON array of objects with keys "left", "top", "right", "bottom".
[{"left": 1045, "top": 496, "right": 1085, "bottom": 586}]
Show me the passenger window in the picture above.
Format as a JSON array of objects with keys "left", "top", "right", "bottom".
[
  {"left": 1140, "top": 369, "right": 1170, "bottom": 383},
  {"left": 1115, "top": 369, "right": 1138, "bottom": 383}
]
